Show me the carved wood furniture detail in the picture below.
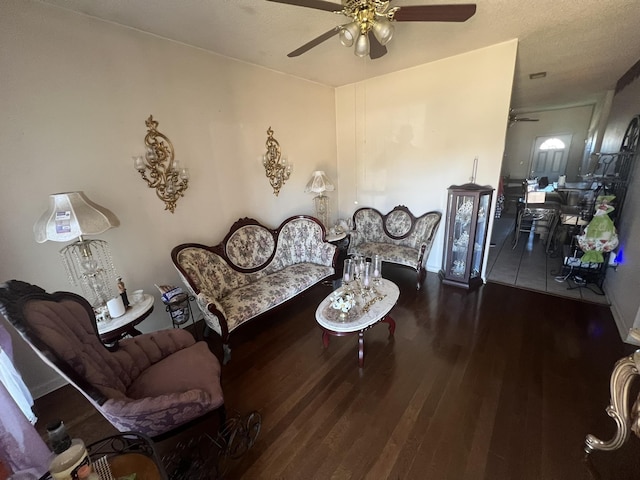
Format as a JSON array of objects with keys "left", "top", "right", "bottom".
[{"left": 585, "top": 350, "right": 640, "bottom": 453}]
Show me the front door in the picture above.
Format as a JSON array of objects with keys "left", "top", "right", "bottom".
[{"left": 530, "top": 134, "right": 572, "bottom": 181}]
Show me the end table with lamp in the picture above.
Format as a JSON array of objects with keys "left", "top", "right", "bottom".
[{"left": 98, "top": 294, "right": 155, "bottom": 344}]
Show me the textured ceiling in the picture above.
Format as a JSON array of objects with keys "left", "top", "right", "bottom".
[{"left": 40, "top": 0, "right": 640, "bottom": 113}]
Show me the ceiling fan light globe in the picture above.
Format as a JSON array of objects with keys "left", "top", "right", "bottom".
[
  {"left": 339, "top": 30, "right": 354, "bottom": 48},
  {"left": 354, "top": 33, "right": 369, "bottom": 57},
  {"left": 339, "top": 22, "right": 359, "bottom": 47},
  {"left": 372, "top": 18, "right": 394, "bottom": 46}
]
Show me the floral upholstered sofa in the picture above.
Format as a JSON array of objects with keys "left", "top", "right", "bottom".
[
  {"left": 172, "top": 216, "right": 337, "bottom": 361},
  {"left": 348, "top": 205, "right": 441, "bottom": 290}
]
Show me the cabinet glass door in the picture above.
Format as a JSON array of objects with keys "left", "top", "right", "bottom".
[
  {"left": 449, "top": 194, "right": 475, "bottom": 278},
  {"left": 470, "top": 193, "right": 490, "bottom": 278}
]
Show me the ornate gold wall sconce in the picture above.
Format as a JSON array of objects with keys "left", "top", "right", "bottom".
[
  {"left": 133, "top": 115, "right": 189, "bottom": 213},
  {"left": 262, "top": 127, "right": 292, "bottom": 196}
]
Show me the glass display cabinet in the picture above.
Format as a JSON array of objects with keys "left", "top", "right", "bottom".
[{"left": 440, "top": 183, "right": 494, "bottom": 289}]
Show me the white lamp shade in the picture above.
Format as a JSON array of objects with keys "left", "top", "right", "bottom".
[
  {"left": 34, "top": 191, "right": 119, "bottom": 243},
  {"left": 304, "top": 171, "right": 335, "bottom": 194}
]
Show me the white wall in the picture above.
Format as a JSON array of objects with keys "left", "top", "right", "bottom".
[
  {"left": 598, "top": 74, "right": 640, "bottom": 344},
  {"left": 336, "top": 40, "right": 518, "bottom": 272},
  {"left": 0, "top": 1, "right": 520, "bottom": 397},
  {"left": 501, "top": 105, "right": 595, "bottom": 181},
  {"left": 0, "top": 0, "right": 337, "bottom": 396}
]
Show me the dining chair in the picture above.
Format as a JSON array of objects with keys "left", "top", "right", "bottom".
[{"left": 512, "top": 188, "right": 560, "bottom": 253}]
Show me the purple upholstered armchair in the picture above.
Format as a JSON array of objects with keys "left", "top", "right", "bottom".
[{"left": 0, "top": 280, "right": 224, "bottom": 440}]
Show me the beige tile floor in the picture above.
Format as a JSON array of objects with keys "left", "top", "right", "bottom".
[{"left": 486, "top": 212, "right": 610, "bottom": 305}]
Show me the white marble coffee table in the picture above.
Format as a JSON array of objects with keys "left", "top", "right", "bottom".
[{"left": 315, "top": 278, "right": 399, "bottom": 367}]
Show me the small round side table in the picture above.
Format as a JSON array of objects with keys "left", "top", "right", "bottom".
[{"left": 98, "top": 294, "right": 154, "bottom": 344}]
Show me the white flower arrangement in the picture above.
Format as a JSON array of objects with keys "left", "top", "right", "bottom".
[{"left": 330, "top": 291, "right": 356, "bottom": 314}]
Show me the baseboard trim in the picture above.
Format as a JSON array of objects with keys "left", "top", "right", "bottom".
[{"left": 608, "top": 289, "right": 639, "bottom": 346}]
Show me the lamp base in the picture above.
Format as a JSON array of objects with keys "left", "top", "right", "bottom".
[
  {"left": 59, "top": 238, "right": 118, "bottom": 308},
  {"left": 314, "top": 195, "right": 330, "bottom": 228}
]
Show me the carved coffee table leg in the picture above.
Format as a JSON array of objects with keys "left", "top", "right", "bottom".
[
  {"left": 382, "top": 315, "right": 396, "bottom": 336},
  {"left": 322, "top": 330, "right": 330, "bottom": 349},
  {"left": 358, "top": 331, "right": 365, "bottom": 368}
]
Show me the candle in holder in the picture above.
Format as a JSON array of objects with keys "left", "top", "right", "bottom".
[
  {"left": 373, "top": 254, "right": 382, "bottom": 283},
  {"left": 353, "top": 254, "right": 364, "bottom": 278},
  {"left": 342, "top": 259, "right": 353, "bottom": 285},
  {"left": 363, "top": 262, "right": 371, "bottom": 288}
]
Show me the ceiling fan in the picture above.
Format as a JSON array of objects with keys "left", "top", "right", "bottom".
[
  {"left": 508, "top": 110, "right": 540, "bottom": 126},
  {"left": 266, "top": 0, "right": 477, "bottom": 59}
]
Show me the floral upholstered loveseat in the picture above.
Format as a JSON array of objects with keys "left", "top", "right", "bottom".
[
  {"left": 348, "top": 205, "right": 441, "bottom": 290},
  {"left": 172, "top": 216, "right": 337, "bottom": 360}
]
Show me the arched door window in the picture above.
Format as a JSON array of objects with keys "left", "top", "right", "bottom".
[{"left": 539, "top": 138, "right": 566, "bottom": 150}]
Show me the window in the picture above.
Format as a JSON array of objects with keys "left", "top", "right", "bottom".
[{"left": 539, "top": 138, "right": 566, "bottom": 150}]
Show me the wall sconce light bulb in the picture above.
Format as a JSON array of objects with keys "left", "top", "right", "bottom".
[
  {"left": 133, "top": 155, "right": 146, "bottom": 171},
  {"left": 145, "top": 147, "right": 157, "bottom": 162}
]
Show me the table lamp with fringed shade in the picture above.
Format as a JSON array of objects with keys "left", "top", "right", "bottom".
[
  {"left": 34, "top": 192, "right": 120, "bottom": 311},
  {"left": 304, "top": 171, "right": 335, "bottom": 229}
]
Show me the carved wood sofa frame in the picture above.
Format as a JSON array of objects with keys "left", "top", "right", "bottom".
[
  {"left": 171, "top": 215, "right": 338, "bottom": 361},
  {"left": 348, "top": 205, "right": 441, "bottom": 290}
]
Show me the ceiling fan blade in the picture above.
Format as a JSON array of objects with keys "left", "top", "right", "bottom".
[
  {"left": 368, "top": 31, "right": 387, "bottom": 60},
  {"left": 287, "top": 27, "right": 341, "bottom": 57},
  {"left": 393, "top": 4, "right": 477, "bottom": 22},
  {"left": 266, "top": 0, "right": 341, "bottom": 12},
  {"left": 509, "top": 115, "right": 539, "bottom": 125}
]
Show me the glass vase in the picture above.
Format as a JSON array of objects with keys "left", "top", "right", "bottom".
[
  {"left": 372, "top": 255, "right": 382, "bottom": 284},
  {"left": 342, "top": 259, "right": 353, "bottom": 288},
  {"left": 363, "top": 261, "right": 372, "bottom": 289}
]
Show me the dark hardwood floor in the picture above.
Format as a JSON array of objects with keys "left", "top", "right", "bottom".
[{"left": 33, "top": 266, "right": 640, "bottom": 479}]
